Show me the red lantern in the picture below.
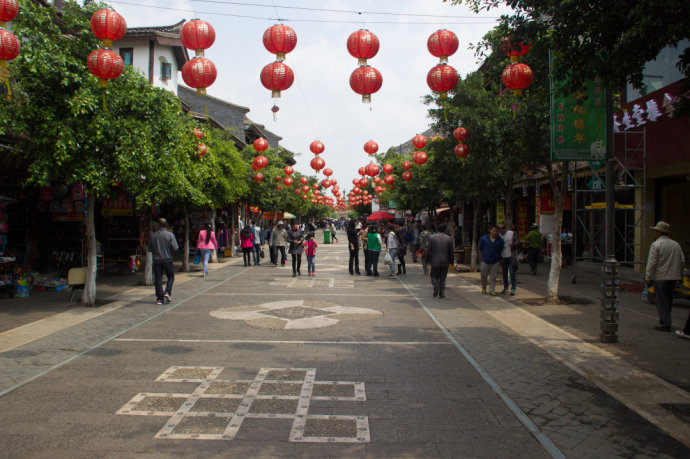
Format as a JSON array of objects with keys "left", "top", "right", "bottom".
[
  {"left": 413, "top": 151, "right": 428, "bottom": 165},
  {"left": 260, "top": 61, "right": 294, "bottom": 98},
  {"left": 252, "top": 155, "right": 268, "bottom": 169},
  {"left": 500, "top": 38, "right": 530, "bottom": 59},
  {"left": 181, "top": 57, "right": 217, "bottom": 95},
  {"left": 263, "top": 24, "right": 297, "bottom": 61},
  {"left": 453, "top": 127, "right": 468, "bottom": 142},
  {"left": 180, "top": 19, "right": 216, "bottom": 56},
  {"left": 253, "top": 138, "right": 268, "bottom": 151},
  {"left": 0, "top": 0, "right": 18, "bottom": 24},
  {"left": 412, "top": 135, "right": 427, "bottom": 149},
  {"left": 310, "top": 156, "right": 325, "bottom": 172},
  {"left": 310, "top": 140, "right": 325, "bottom": 155},
  {"left": 302, "top": 185, "right": 310, "bottom": 193},
  {"left": 296, "top": 188, "right": 302, "bottom": 195},
  {"left": 454, "top": 144, "right": 469, "bottom": 158},
  {"left": 363, "top": 140, "right": 378, "bottom": 155},
  {"left": 384, "top": 174, "right": 394, "bottom": 185},
  {"left": 427, "top": 29, "right": 459, "bottom": 63},
  {"left": 283, "top": 166, "right": 294, "bottom": 176},
  {"left": 347, "top": 29, "right": 379, "bottom": 66},
  {"left": 253, "top": 172, "right": 264, "bottom": 182},
  {"left": 90, "top": 9, "right": 126, "bottom": 48},
  {"left": 274, "top": 176, "right": 282, "bottom": 182},
  {"left": 322, "top": 179, "right": 331, "bottom": 188},
  {"left": 374, "top": 186, "right": 383, "bottom": 194},
  {"left": 382, "top": 164, "right": 393, "bottom": 174},
  {"left": 0, "top": 29, "right": 19, "bottom": 65},
  {"left": 313, "top": 183, "right": 319, "bottom": 189},
  {"left": 350, "top": 65, "right": 382, "bottom": 103},
  {"left": 366, "top": 163, "right": 380, "bottom": 177},
  {"left": 502, "top": 62, "right": 533, "bottom": 96},
  {"left": 352, "top": 178, "right": 359, "bottom": 186},
  {"left": 427, "top": 63, "right": 458, "bottom": 99},
  {"left": 402, "top": 171, "right": 412, "bottom": 181},
  {"left": 283, "top": 176, "right": 293, "bottom": 187},
  {"left": 87, "top": 49, "right": 124, "bottom": 88},
  {"left": 402, "top": 160, "right": 413, "bottom": 170},
  {"left": 197, "top": 143, "right": 207, "bottom": 157},
  {"left": 276, "top": 185, "right": 283, "bottom": 191},
  {"left": 358, "top": 166, "right": 366, "bottom": 176},
  {"left": 193, "top": 128, "right": 203, "bottom": 140},
  {"left": 314, "top": 190, "right": 321, "bottom": 196},
  {"left": 359, "top": 178, "right": 369, "bottom": 187},
  {"left": 300, "top": 176, "right": 308, "bottom": 185},
  {"left": 323, "top": 168, "right": 333, "bottom": 177},
  {"left": 302, "top": 195, "right": 308, "bottom": 200}
]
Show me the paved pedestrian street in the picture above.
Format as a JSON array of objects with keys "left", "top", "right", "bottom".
[{"left": 1, "top": 238, "right": 689, "bottom": 457}]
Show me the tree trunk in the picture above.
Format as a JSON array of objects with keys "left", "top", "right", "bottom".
[
  {"left": 144, "top": 206, "right": 153, "bottom": 286},
  {"left": 449, "top": 205, "right": 457, "bottom": 255},
  {"left": 210, "top": 208, "right": 218, "bottom": 263},
  {"left": 81, "top": 194, "right": 97, "bottom": 306},
  {"left": 470, "top": 199, "right": 480, "bottom": 271},
  {"left": 182, "top": 205, "right": 190, "bottom": 272},
  {"left": 546, "top": 165, "right": 569, "bottom": 301},
  {"left": 504, "top": 178, "right": 514, "bottom": 228}
]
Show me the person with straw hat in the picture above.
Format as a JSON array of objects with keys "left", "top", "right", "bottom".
[{"left": 646, "top": 221, "right": 685, "bottom": 332}]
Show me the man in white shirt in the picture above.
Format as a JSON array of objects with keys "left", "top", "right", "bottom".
[
  {"left": 646, "top": 221, "right": 685, "bottom": 332},
  {"left": 499, "top": 223, "right": 519, "bottom": 296}
]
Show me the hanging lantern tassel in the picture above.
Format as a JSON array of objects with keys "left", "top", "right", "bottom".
[
  {"left": 511, "top": 103, "right": 518, "bottom": 118},
  {"left": 102, "top": 91, "right": 107, "bottom": 110},
  {"left": 272, "top": 104, "right": 279, "bottom": 121},
  {"left": 204, "top": 103, "right": 210, "bottom": 121}
]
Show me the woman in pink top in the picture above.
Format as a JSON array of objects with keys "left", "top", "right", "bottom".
[
  {"left": 240, "top": 225, "right": 255, "bottom": 267},
  {"left": 196, "top": 223, "right": 218, "bottom": 278},
  {"left": 303, "top": 233, "right": 318, "bottom": 276}
]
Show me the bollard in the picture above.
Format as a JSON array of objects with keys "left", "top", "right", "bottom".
[{"left": 600, "top": 256, "right": 619, "bottom": 342}]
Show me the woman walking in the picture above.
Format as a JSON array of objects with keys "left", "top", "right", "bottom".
[
  {"left": 240, "top": 224, "right": 254, "bottom": 267},
  {"left": 386, "top": 224, "right": 398, "bottom": 278},
  {"left": 347, "top": 219, "right": 361, "bottom": 275},
  {"left": 366, "top": 225, "right": 383, "bottom": 277},
  {"left": 287, "top": 223, "right": 305, "bottom": 276},
  {"left": 395, "top": 223, "right": 407, "bottom": 275},
  {"left": 196, "top": 223, "right": 217, "bottom": 279}
]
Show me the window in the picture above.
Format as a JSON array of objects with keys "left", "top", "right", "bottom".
[
  {"left": 626, "top": 39, "right": 689, "bottom": 103},
  {"left": 161, "top": 62, "right": 172, "bottom": 80},
  {"left": 120, "top": 48, "right": 133, "bottom": 67}
]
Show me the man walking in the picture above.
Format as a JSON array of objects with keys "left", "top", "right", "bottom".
[
  {"left": 525, "top": 223, "right": 542, "bottom": 275},
  {"left": 499, "top": 223, "right": 519, "bottom": 296},
  {"left": 148, "top": 218, "right": 178, "bottom": 305},
  {"left": 269, "top": 221, "right": 288, "bottom": 267},
  {"left": 425, "top": 224, "right": 454, "bottom": 298},
  {"left": 419, "top": 225, "right": 432, "bottom": 275},
  {"left": 347, "top": 219, "right": 361, "bottom": 275},
  {"left": 478, "top": 224, "right": 504, "bottom": 296},
  {"left": 251, "top": 220, "right": 262, "bottom": 266},
  {"left": 646, "top": 221, "right": 685, "bottom": 332}
]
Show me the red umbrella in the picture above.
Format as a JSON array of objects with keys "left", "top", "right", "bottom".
[{"left": 366, "top": 210, "right": 395, "bottom": 222}]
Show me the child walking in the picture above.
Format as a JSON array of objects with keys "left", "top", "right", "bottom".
[{"left": 303, "top": 233, "right": 318, "bottom": 276}]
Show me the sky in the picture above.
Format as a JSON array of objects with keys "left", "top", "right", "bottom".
[{"left": 105, "top": 0, "right": 512, "bottom": 195}]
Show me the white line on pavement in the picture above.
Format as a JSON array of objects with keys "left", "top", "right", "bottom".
[{"left": 113, "top": 338, "right": 452, "bottom": 345}]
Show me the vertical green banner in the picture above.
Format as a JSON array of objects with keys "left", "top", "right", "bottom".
[{"left": 550, "top": 52, "right": 607, "bottom": 161}]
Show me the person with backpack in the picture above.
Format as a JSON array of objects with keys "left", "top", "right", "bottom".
[{"left": 196, "top": 223, "right": 217, "bottom": 279}]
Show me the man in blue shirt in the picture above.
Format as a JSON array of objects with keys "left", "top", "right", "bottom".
[{"left": 478, "top": 224, "right": 504, "bottom": 296}]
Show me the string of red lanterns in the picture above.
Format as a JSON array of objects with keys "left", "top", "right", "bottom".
[
  {"left": 0, "top": 0, "right": 20, "bottom": 85},
  {"left": 348, "top": 28, "right": 382, "bottom": 104},
  {"left": 87, "top": 9, "right": 126, "bottom": 91},
  {"left": 180, "top": 19, "right": 217, "bottom": 96},
  {"left": 261, "top": 24, "right": 296, "bottom": 118},
  {"left": 426, "top": 29, "right": 459, "bottom": 100}
]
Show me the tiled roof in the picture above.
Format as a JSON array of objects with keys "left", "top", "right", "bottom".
[{"left": 125, "top": 20, "right": 185, "bottom": 37}]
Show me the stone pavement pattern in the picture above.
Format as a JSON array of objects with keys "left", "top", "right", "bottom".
[{"left": 0, "top": 233, "right": 689, "bottom": 457}]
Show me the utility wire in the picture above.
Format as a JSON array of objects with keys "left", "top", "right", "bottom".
[{"left": 110, "top": 0, "right": 499, "bottom": 24}]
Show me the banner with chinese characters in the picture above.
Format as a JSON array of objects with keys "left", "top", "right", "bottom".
[
  {"left": 517, "top": 199, "right": 529, "bottom": 239},
  {"left": 550, "top": 53, "right": 607, "bottom": 161}
]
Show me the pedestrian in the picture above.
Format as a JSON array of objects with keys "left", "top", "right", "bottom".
[
  {"left": 366, "top": 225, "right": 382, "bottom": 277},
  {"left": 425, "top": 223, "right": 454, "bottom": 298},
  {"left": 411, "top": 221, "right": 420, "bottom": 262},
  {"left": 395, "top": 222, "right": 408, "bottom": 275},
  {"left": 303, "top": 232, "right": 318, "bottom": 276},
  {"left": 386, "top": 224, "right": 398, "bottom": 278},
  {"left": 147, "top": 218, "right": 178, "bottom": 305},
  {"left": 196, "top": 222, "right": 217, "bottom": 279},
  {"left": 251, "top": 220, "right": 262, "bottom": 266},
  {"left": 525, "top": 223, "right": 542, "bottom": 275},
  {"left": 330, "top": 221, "right": 339, "bottom": 243},
  {"left": 478, "top": 224, "right": 505, "bottom": 296},
  {"left": 347, "top": 219, "right": 361, "bottom": 275},
  {"left": 266, "top": 223, "right": 275, "bottom": 264},
  {"left": 498, "top": 223, "right": 519, "bottom": 295},
  {"left": 361, "top": 224, "right": 371, "bottom": 275},
  {"left": 240, "top": 224, "right": 254, "bottom": 267},
  {"left": 270, "top": 220, "right": 288, "bottom": 267},
  {"left": 287, "top": 223, "right": 305, "bottom": 276},
  {"left": 419, "top": 225, "right": 432, "bottom": 275},
  {"left": 645, "top": 221, "right": 685, "bottom": 332}
]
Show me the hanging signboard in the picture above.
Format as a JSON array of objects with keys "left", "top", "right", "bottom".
[{"left": 550, "top": 52, "right": 607, "bottom": 161}]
